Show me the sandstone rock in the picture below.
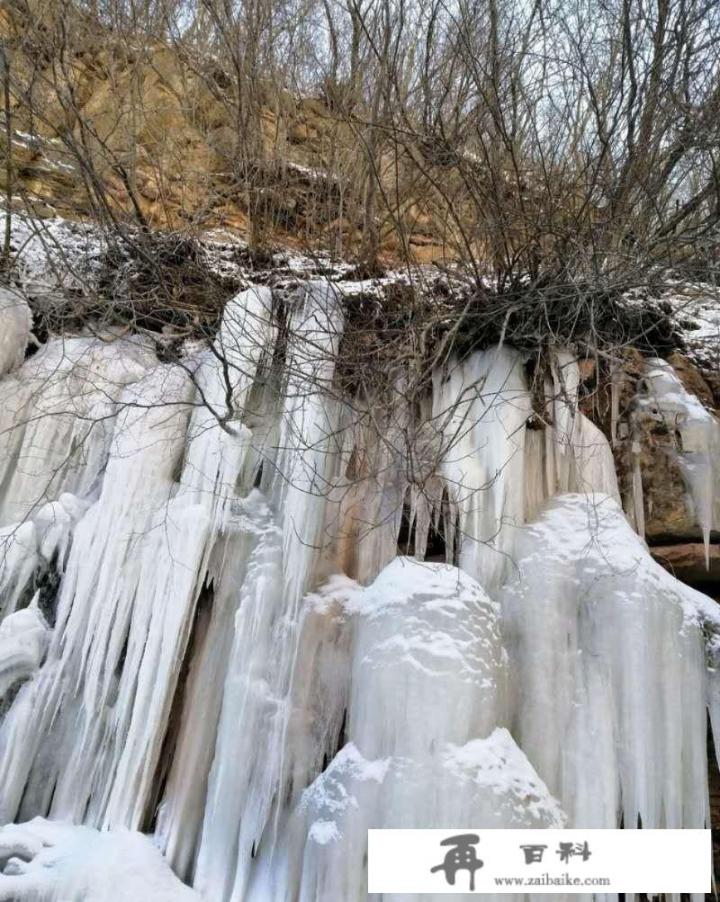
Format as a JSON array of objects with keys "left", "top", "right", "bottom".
[{"left": 614, "top": 351, "right": 718, "bottom": 543}]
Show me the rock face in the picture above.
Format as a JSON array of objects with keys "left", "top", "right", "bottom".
[
  {"left": 652, "top": 543, "right": 720, "bottom": 591},
  {"left": 0, "top": 4, "right": 450, "bottom": 261},
  {"left": 614, "top": 352, "right": 720, "bottom": 548}
]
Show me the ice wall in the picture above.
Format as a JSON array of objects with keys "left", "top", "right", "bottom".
[
  {"left": 431, "top": 347, "right": 531, "bottom": 589},
  {"left": 0, "top": 277, "right": 718, "bottom": 902}
]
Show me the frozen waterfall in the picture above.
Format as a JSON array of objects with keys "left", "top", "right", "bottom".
[{"left": 0, "top": 279, "right": 718, "bottom": 901}]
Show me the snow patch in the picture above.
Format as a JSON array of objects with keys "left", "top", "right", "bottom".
[{"left": 0, "top": 818, "right": 200, "bottom": 901}]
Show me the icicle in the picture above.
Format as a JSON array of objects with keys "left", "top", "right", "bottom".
[
  {"left": 432, "top": 346, "right": 531, "bottom": 590},
  {"left": 540, "top": 351, "right": 620, "bottom": 508},
  {"left": 631, "top": 432, "right": 646, "bottom": 540},
  {"left": 0, "top": 335, "right": 156, "bottom": 526}
]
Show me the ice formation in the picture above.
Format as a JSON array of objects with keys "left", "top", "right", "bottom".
[
  {"left": 279, "top": 559, "right": 565, "bottom": 902},
  {"left": 0, "top": 271, "right": 718, "bottom": 902},
  {"left": 501, "top": 493, "right": 719, "bottom": 838},
  {"left": 0, "top": 607, "right": 48, "bottom": 701}
]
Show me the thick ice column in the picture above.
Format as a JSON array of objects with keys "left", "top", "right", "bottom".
[
  {"left": 193, "top": 281, "right": 344, "bottom": 902},
  {"left": 150, "top": 287, "right": 276, "bottom": 874},
  {"left": 432, "top": 347, "right": 531, "bottom": 589},
  {"left": 0, "top": 607, "right": 48, "bottom": 701},
  {"left": 155, "top": 491, "right": 277, "bottom": 881},
  {"left": 0, "top": 363, "right": 195, "bottom": 826},
  {"left": 283, "top": 558, "right": 564, "bottom": 902},
  {"left": 274, "top": 281, "right": 344, "bottom": 600},
  {"left": 192, "top": 525, "right": 285, "bottom": 901},
  {"left": 181, "top": 286, "right": 274, "bottom": 521},
  {"left": 347, "top": 557, "right": 507, "bottom": 757},
  {"left": 501, "top": 493, "right": 718, "bottom": 836}
]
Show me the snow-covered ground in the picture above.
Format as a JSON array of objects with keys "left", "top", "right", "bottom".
[{"left": 0, "top": 819, "right": 200, "bottom": 901}]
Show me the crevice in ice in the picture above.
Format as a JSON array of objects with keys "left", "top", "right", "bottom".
[
  {"left": 396, "top": 490, "right": 416, "bottom": 556},
  {"left": 0, "top": 679, "right": 28, "bottom": 721},
  {"left": 146, "top": 579, "right": 216, "bottom": 837},
  {"left": 30, "top": 554, "right": 62, "bottom": 629}
]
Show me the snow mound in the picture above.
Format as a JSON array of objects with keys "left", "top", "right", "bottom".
[
  {"left": 301, "top": 728, "right": 564, "bottom": 836},
  {"left": 291, "top": 730, "right": 563, "bottom": 901},
  {"left": 347, "top": 557, "right": 506, "bottom": 756},
  {"left": 0, "top": 818, "right": 200, "bottom": 901}
]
